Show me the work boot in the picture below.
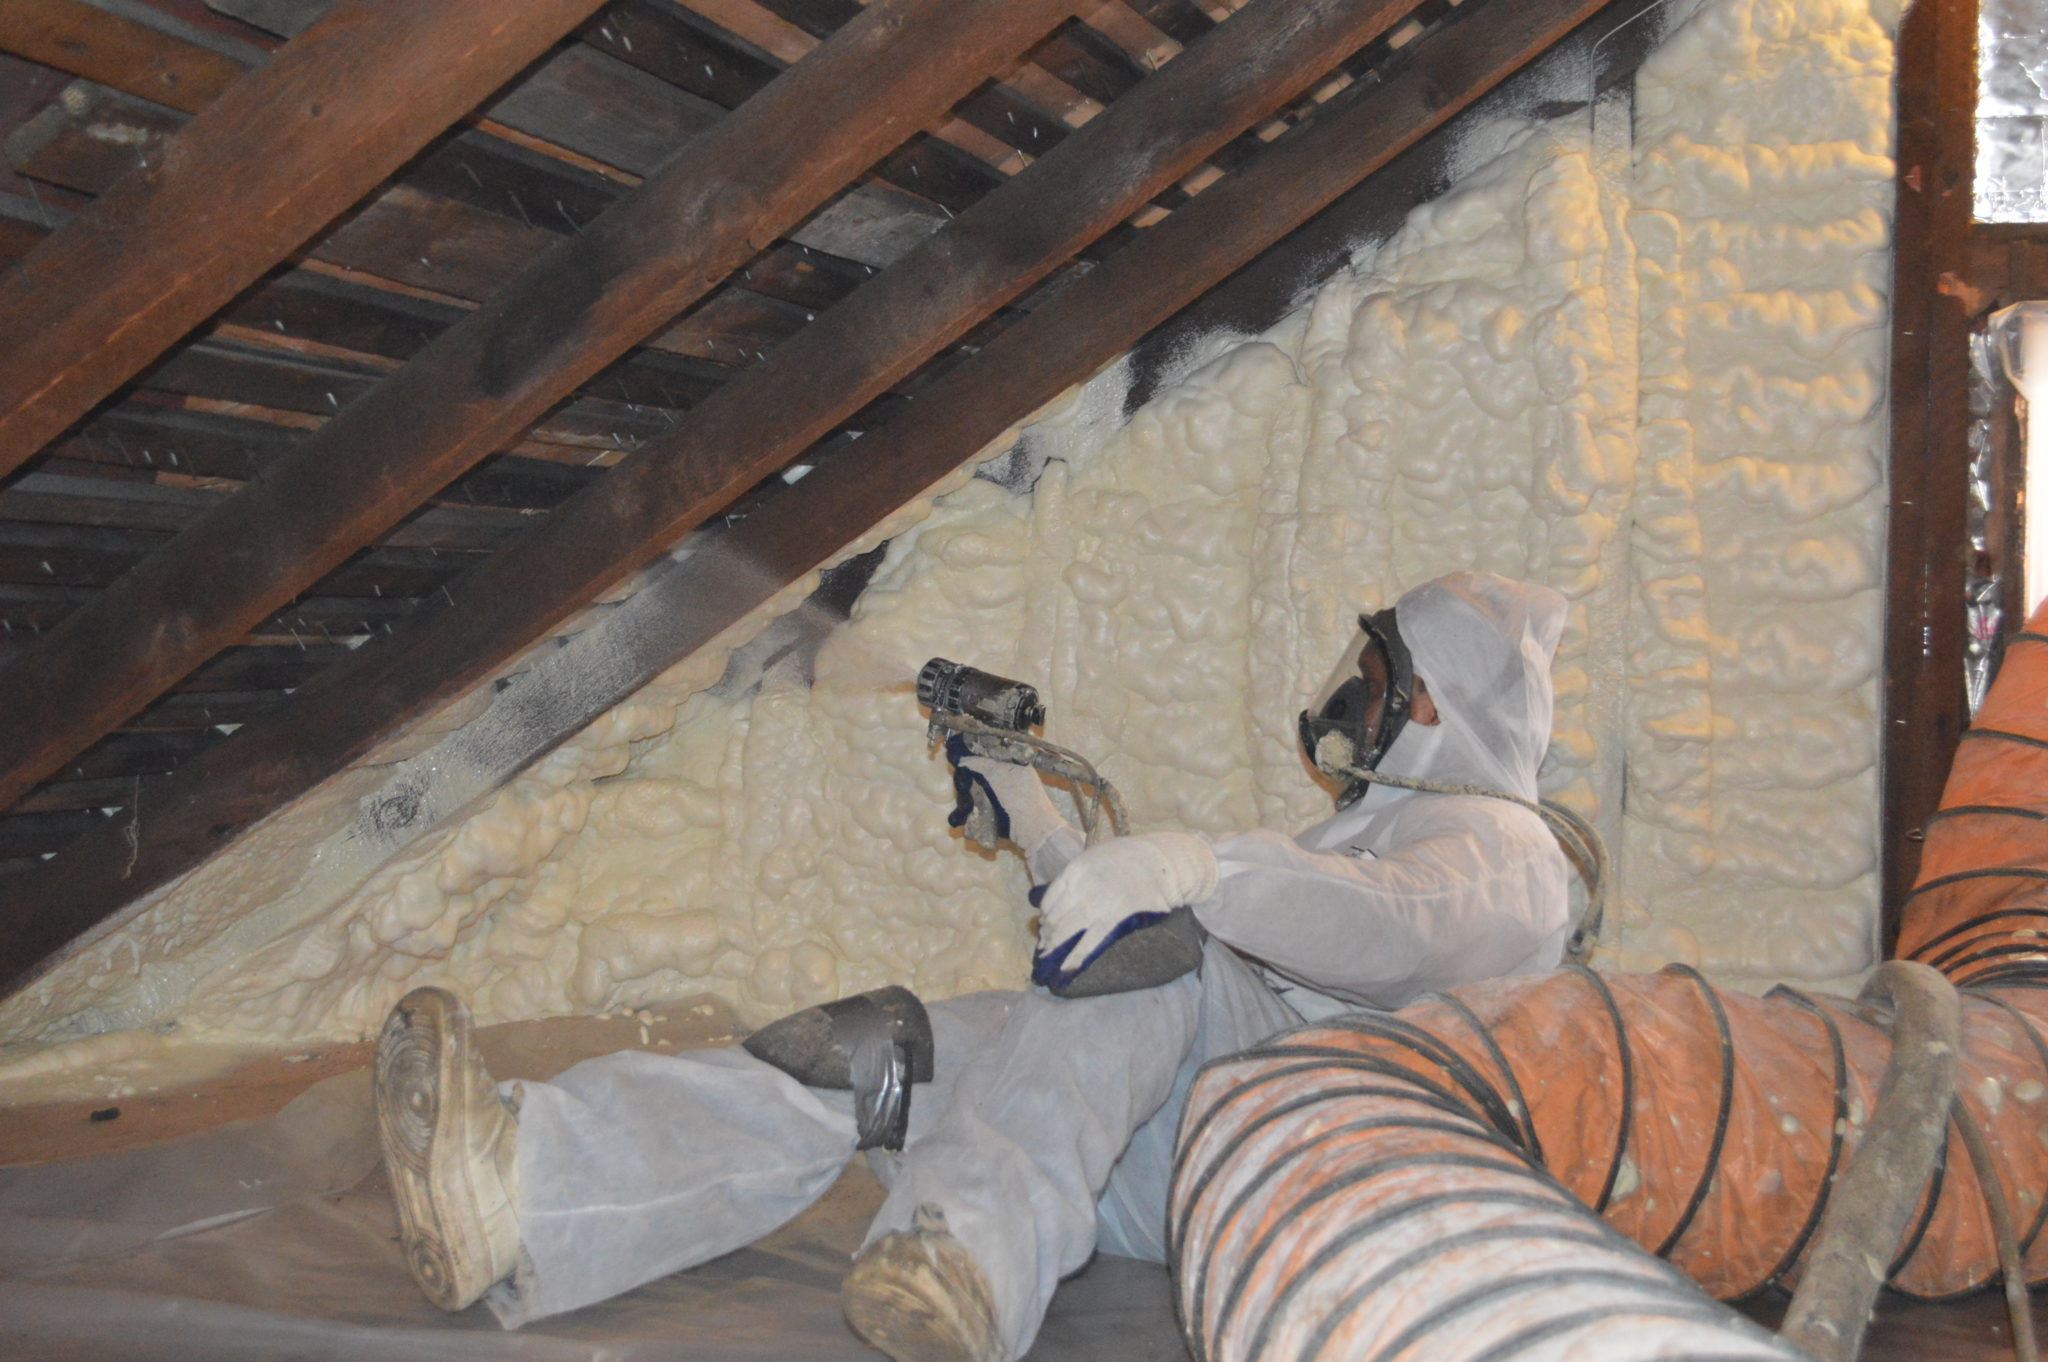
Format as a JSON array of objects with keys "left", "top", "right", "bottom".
[
  {"left": 375, "top": 986, "right": 522, "bottom": 1311},
  {"left": 843, "top": 1205, "right": 1003, "bottom": 1362}
]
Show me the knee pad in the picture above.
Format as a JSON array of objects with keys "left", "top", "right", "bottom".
[
  {"left": 1048, "top": 907, "right": 1206, "bottom": 999},
  {"left": 743, "top": 986, "right": 935, "bottom": 1151}
]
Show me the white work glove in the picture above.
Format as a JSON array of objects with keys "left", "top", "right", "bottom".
[
  {"left": 1032, "top": 831, "right": 1218, "bottom": 988},
  {"left": 944, "top": 735, "right": 1071, "bottom": 854}
]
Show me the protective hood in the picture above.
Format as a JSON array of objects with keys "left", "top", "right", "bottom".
[{"left": 1312, "top": 572, "right": 1566, "bottom": 818}]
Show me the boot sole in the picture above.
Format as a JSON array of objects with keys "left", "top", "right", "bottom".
[
  {"left": 843, "top": 1231, "right": 1001, "bottom": 1362},
  {"left": 375, "top": 987, "right": 508, "bottom": 1311}
]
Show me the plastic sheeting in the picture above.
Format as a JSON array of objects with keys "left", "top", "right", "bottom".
[{"left": 0, "top": 1062, "right": 1182, "bottom": 1361}]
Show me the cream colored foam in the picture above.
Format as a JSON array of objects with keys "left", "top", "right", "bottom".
[
  {"left": 0, "top": 0, "right": 1899, "bottom": 1048},
  {"left": 1617, "top": 0, "right": 1895, "bottom": 982}
]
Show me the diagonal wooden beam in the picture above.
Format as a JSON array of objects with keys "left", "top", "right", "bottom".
[
  {"left": 0, "top": 0, "right": 1629, "bottom": 990},
  {"left": 0, "top": 0, "right": 1079, "bottom": 813},
  {"left": 1122, "top": 0, "right": 1666, "bottom": 412},
  {"left": 262, "top": 0, "right": 1430, "bottom": 702},
  {"left": 0, "top": 0, "right": 610, "bottom": 473},
  {"left": 562, "top": 0, "right": 1633, "bottom": 734},
  {"left": 0, "top": 0, "right": 255, "bottom": 115}
]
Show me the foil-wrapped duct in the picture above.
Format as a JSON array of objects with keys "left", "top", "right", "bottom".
[
  {"left": 1966, "top": 327, "right": 2005, "bottom": 715},
  {"left": 1977, "top": 0, "right": 2048, "bottom": 223}
]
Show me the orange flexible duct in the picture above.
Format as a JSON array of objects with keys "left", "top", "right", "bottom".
[
  {"left": 1170, "top": 604, "right": 2048, "bottom": 1360},
  {"left": 1897, "top": 625, "right": 2048, "bottom": 983}
]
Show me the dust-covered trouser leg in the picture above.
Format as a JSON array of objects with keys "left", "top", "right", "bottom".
[
  {"left": 439, "top": 941, "right": 1290, "bottom": 1351},
  {"left": 481, "top": 989, "right": 1033, "bottom": 1326},
  {"left": 854, "top": 942, "right": 1296, "bottom": 1362},
  {"left": 484, "top": 1038, "right": 863, "bottom": 1326}
]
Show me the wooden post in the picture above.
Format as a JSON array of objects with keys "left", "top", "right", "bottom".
[
  {"left": 0, "top": 0, "right": 1620, "bottom": 990},
  {"left": 0, "top": 0, "right": 1078, "bottom": 813},
  {"left": 1882, "top": 0, "right": 1980, "bottom": 946}
]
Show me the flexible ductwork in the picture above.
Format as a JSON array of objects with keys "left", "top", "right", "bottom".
[{"left": 1169, "top": 613, "right": 2048, "bottom": 1360}]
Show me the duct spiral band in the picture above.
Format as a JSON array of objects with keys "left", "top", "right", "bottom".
[{"left": 1171, "top": 971, "right": 2048, "bottom": 1360}]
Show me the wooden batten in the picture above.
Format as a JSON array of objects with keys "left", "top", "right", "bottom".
[{"left": 0, "top": 0, "right": 257, "bottom": 115}]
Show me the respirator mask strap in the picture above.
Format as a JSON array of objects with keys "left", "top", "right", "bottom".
[{"left": 1360, "top": 607, "right": 1415, "bottom": 761}]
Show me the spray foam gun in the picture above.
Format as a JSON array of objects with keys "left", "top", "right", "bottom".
[
  {"left": 915, "top": 658, "right": 1128, "bottom": 849},
  {"left": 917, "top": 659, "right": 1209, "bottom": 998}
]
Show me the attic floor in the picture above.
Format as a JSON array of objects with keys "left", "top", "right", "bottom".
[{"left": 0, "top": 1007, "right": 2037, "bottom": 1361}]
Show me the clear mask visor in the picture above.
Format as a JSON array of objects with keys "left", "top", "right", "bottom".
[{"left": 1299, "top": 618, "right": 1408, "bottom": 779}]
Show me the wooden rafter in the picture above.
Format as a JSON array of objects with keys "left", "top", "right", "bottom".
[
  {"left": 0, "top": 0, "right": 1080, "bottom": 814},
  {"left": 262, "top": 0, "right": 1432, "bottom": 690},
  {"left": 1880, "top": 0, "right": 1980, "bottom": 945},
  {"left": 0, "top": 0, "right": 1621, "bottom": 991},
  {"left": 0, "top": 0, "right": 612, "bottom": 474},
  {"left": 0, "top": 0, "right": 252, "bottom": 115},
  {"left": 617, "top": 0, "right": 1631, "bottom": 740}
]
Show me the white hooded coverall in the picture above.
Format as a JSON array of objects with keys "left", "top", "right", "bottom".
[{"left": 487, "top": 572, "right": 1572, "bottom": 1359}]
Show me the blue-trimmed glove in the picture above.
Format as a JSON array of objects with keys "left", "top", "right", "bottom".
[
  {"left": 944, "top": 734, "right": 1069, "bottom": 853},
  {"left": 1031, "top": 831, "right": 1217, "bottom": 989}
]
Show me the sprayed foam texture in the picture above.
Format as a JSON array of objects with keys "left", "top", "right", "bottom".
[{"left": 0, "top": 0, "right": 1900, "bottom": 1054}]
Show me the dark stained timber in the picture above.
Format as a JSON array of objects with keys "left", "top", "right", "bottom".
[
  {"left": 1881, "top": 0, "right": 1980, "bottom": 948},
  {"left": 0, "top": 0, "right": 1079, "bottom": 815},
  {"left": 0, "top": 0, "right": 613, "bottom": 473}
]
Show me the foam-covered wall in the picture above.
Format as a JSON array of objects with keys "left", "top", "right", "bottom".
[{"left": 0, "top": 0, "right": 1902, "bottom": 1054}]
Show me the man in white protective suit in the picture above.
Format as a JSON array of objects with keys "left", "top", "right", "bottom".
[{"left": 372, "top": 570, "right": 1573, "bottom": 1362}]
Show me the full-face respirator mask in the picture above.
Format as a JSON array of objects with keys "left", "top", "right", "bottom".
[{"left": 1297, "top": 606, "right": 1415, "bottom": 808}]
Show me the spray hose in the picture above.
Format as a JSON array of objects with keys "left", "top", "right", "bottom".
[
  {"left": 1777, "top": 960, "right": 1960, "bottom": 1362},
  {"left": 1330, "top": 760, "right": 1609, "bottom": 962},
  {"left": 933, "top": 709, "right": 1129, "bottom": 844}
]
